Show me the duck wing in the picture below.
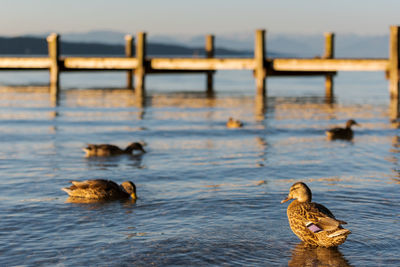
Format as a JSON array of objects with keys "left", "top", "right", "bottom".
[
  {"left": 327, "top": 127, "right": 345, "bottom": 134},
  {"left": 85, "top": 144, "right": 122, "bottom": 151},
  {"left": 97, "top": 144, "right": 123, "bottom": 153},
  {"left": 71, "top": 179, "right": 119, "bottom": 190},
  {"left": 304, "top": 202, "right": 346, "bottom": 232}
]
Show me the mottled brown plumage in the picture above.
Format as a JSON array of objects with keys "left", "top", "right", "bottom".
[
  {"left": 281, "top": 182, "right": 351, "bottom": 247},
  {"left": 62, "top": 179, "right": 137, "bottom": 200},
  {"left": 326, "top": 119, "right": 359, "bottom": 140},
  {"left": 83, "top": 142, "right": 145, "bottom": 157}
]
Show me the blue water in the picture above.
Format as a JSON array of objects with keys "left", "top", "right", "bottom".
[{"left": 0, "top": 70, "right": 399, "bottom": 266}]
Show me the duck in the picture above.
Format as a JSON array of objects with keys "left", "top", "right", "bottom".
[
  {"left": 226, "top": 117, "right": 243, "bottom": 128},
  {"left": 62, "top": 179, "right": 137, "bottom": 200},
  {"left": 281, "top": 182, "right": 351, "bottom": 247},
  {"left": 326, "top": 119, "right": 359, "bottom": 140},
  {"left": 83, "top": 142, "right": 145, "bottom": 157}
]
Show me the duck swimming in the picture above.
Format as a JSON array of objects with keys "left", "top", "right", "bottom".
[
  {"left": 326, "top": 119, "right": 359, "bottom": 140},
  {"left": 83, "top": 142, "right": 145, "bottom": 157},
  {"left": 281, "top": 182, "right": 351, "bottom": 247},
  {"left": 62, "top": 179, "right": 137, "bottom": 200},
  {"left": 226, "top": 117, "right": 243, "bottom": 128}
]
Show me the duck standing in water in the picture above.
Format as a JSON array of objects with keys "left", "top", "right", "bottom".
[
  {"left": 281, "top": 182, "right": 351, "bottom": 247},
  {"left": 226, "top": 117, "right": 243, "bottom": 128},
  {"left": 326, "top": 119, "right": 359, "bottom": 140},
  {"left": 83, "top": 142, "right": 145, "bottom": 157},
  {"left": 62, "top": 179, "right": 137, "bottom": 200}
]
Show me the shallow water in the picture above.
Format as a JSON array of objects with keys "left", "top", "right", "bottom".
[{"left": 0, "top": 71, "right": 400, "bottom": 266}]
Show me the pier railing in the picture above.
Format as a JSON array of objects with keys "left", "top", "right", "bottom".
[{"left": 1, "top": 26, "right": 400, "bottom": 117}]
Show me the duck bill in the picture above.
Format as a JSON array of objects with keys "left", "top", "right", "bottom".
[
  {"left": 280, "top": 196, "right": 292, "bottom": 203},
  {"left": 131, "top": 193, "right": 137, "bottom": 200}
]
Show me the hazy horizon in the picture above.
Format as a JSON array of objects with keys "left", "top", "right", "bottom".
[
  {"left": 1, "top": 0, "right": 399, "bottom": 37},
  {"left": 0, "top": 28, "right": 392, "bottom": 39}
]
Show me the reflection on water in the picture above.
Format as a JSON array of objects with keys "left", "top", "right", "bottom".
[
  {"left": 0, "top": 85, "right": 396, "bottom": 122},
  {"left": 1, "top": 84, "right": 400, "bottom": 266},
  {"left": 85, "top": 154, "right": 145, "bottom": 169},
  {"left": 66, "top": 197, "right": 137, "bottom": 206},
  {"left": 289, "top": 242, "right": 352, "bottom": 267}
]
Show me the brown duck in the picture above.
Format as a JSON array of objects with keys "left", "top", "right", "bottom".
[
  {"left": 83, "top": 142, "right": 145, "bottom": 157},
  {"left": 326, "top": 119, "right": 359, "bottom": 140},
  {"left": 226, "top": 117, "right": 243, "bottom": 128},
  {"left": 281, "top": 182, "right": 351, "bottom": 247},
  {"left": 62, "top": 179, "right": 137, "bottom": 200}
]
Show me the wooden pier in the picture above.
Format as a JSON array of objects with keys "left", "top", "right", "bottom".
[{"left": 1, "top": 26, "right": 400, "bottom": 118}]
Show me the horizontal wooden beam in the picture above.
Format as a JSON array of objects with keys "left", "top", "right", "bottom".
[
  {"left": 0, "top": 57, "right": 391, "bottom": 72},
  {"left": 150, "top": 58, "right": 256, "bottom": 70},
  {"left": 271, "top": 58, "right": 389, "bottom": 71},
  {"left": 0, "top": 57, "right": 51, "bottom": 69},
  {"left": 268, "top": 70, "right": 337, "bottom": 76},
  {"left": 148, "top": 69, "right": 216, "bottom": 74},
  {"left": 63, "top": 57, "right": 138, "bottom": 70}
]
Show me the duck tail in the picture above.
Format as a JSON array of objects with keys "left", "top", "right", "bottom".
[
  {"left": 327, "top": 228, "right": 351, "bottom": 238},
  {"left": 62, "top": 187, "right": 73, "bottom": 196}
]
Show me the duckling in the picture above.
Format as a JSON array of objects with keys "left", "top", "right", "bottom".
[
  {"left": 281, "top": 182, "right": 351, "bottom": 247},
  {"left": 326, "top": 119, "right": 359, "bottom": 140},
  {"left": 83, "top": 142, "right": 145, "bottom": 157},
  {"left": 226, "top": 117, "right": 243, "bottom": 128},
  {"left": 62, "top": 179, "right": 137, "bottom": 200}
]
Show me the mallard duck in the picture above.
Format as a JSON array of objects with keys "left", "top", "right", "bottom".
[
  {"left": 62, "top": 179, "right": 137, "bottom": 200},
  {"left": 226, "top": 117, "right": 243, "bottom": 128},
  {"left": 326, "top": 119, "right": 359, "bottom": 140},
  {"left": 83, "top": 142, "right": 145, "bottom": 157},
  {"left": 281, "top": 182, "right": 351, "bottom": 247}
]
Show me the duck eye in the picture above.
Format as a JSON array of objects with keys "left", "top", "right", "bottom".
[{"left": 290, "top": 186, "right": 299, "bottom": 192}]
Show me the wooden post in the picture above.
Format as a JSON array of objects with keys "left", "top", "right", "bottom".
[
  {"left": 390, "top": 96, "right": 399, "bottom": 121},
  {"left": 135, "top": 32, "right": 146, "bottom": 102},
  {"left": 125, "top": 35, "right": 134, "bottom": 89},
  {"left": 324, "top": 32, "right": 335, "bottom": 100},
  {"left": 389, "top": 26, "right": 400, "bottom": 119},
  {"left": 389, "top": 26, "right": 400, "bottom": 99},
  {"left": 47, "top": 33, "right": 60, "bottom": 97},
  {"left": 323, "top": 32, "right": 335, "bottom": 59},
  {"left": 255, "top": 29, "right": 266, "bottom": 97},
  {"left": 205, "top": 34, "right": 215, "bottom": 94}
]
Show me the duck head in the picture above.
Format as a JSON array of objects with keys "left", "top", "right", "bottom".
[
  {"left": 125, "top": 142, "right": 146, "bottom": 154},
  {"left": 346, "top": 119, "right": 359, "bottom": 128},
  {"left": 281, "top": 182, "right": 312, "bottom": 203},
  {"left": 121, "top": 181, "right": 137, "bottom": 199}
]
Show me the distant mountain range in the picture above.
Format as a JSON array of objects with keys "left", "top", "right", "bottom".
[
  {"left": 0, "top": 36, "right": 252, "bottom": 56},
  {"left": 0, "top": 30, "right": 390, "bottom": 58}
]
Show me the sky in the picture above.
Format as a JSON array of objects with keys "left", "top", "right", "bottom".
[{"left": 0, "top": 0, "right": 399, "bottom": 36}]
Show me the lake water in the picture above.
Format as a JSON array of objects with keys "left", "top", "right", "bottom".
[{"left": 0, "top": 70, "right": 399, "bottom": 266}]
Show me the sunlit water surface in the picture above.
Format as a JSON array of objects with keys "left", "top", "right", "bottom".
[{"left": 0, "top": 71, "right": 399, "bottom": 266}]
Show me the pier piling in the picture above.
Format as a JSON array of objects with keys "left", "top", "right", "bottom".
[
  {"left": 205, "top": 34, "right": 215, "bottom": 94},
  {"left": 255, "top": 29, "right": 266, "bottom": 98},
  {"left": 324, "top": 32, "right": 335, "bottom": 100},
  {"left": 46, "top": 33, "right": 60, "bottom": 97},
  {"left": 389, "top": 26, "right": 400, "bottom": 118},
  {"left": 135, "top": 32, "right": 146, "bottom": 102},
  {"left": 125, "top": 35, "right": 134, "bottom": 89}
]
